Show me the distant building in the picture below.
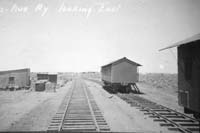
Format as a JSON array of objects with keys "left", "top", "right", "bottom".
[
  {"left": 37, "top": 73, "right": 57, "bottom": 83},
  {"left": 0, "top": 68, "right": 30, "bottom": 89},
  {"left": 36, "top": 73, "right": 57, "bottom": 92},
  {"left": 37, "top": 73, "right": 49, "bottom": 80},
  {"left": 48, "top": 74, "right": 57, "bottom": 83},
  {"left": 160, "top": 33, "right": 200, "bottom": 117}
]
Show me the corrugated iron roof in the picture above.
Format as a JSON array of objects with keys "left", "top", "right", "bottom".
[
  {"left": 101, "top": 57, "right": 141, "bottom": 68},
  {"left": 159, "top": 33, "right": 200, "bottom": 51}
]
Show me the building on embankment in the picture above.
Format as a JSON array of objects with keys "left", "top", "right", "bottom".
[{"left": 160, "top": 33, "right": 200, "bottom": 118}]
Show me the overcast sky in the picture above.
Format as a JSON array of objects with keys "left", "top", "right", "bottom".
[{"left": 0, "top": 0, "right": 200, "bottom": 73}]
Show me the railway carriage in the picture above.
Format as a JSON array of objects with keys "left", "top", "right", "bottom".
[
  {"left": 160, "top": 33, "right": 200, "bottom": 118},
  {"left": 101, "top": 57, "right": 141, "bottom": 93}
]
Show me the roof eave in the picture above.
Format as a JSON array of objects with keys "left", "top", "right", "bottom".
[{"left": 159, "top": 33, "right": 200, "bottom": 51}]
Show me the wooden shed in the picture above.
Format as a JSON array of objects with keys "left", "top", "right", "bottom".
[
  {"left": 160, "top": 33, "right": 200, "bottom": 118},
  {"left": 0, "top": 68, "right": 30, "bottom": 90},
  {"left": 101, "top": 57, "right": 141, "bottom": 92}
]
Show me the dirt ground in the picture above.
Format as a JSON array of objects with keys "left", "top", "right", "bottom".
[
  {"left": 0, "top": 78, "right": 188, "bottom": 132},
  {"left": 137, "top": 82, "right": 184, "bottom": 113},
  {"left": 0, "top": 81, "right": 72, "bottom": 131}
]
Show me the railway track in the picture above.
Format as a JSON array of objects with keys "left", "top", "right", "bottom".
[
  {"left": 47, "top": 79, "right": 110, "bottom": 132},
  {"left": 118, "top": 94, "right": 200, "bottom": 133}
]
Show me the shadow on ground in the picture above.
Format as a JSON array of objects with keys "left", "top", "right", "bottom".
[{"left": 102, "top": 85, "right": 145, "bottom": 95}]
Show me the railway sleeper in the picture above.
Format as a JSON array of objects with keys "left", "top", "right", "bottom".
[
  {"left": 94, "top": 114, "right": 103, "bottom": 117},
  {"left": 47, "top": 127, "right": 60, "bottom": 131},
  {"left": 63, "top": 123, "right": 95, "bottom": 126},
  {"left": 94, "top": 115, "right": 104, "bottom": 117},
  {"left": 95, "top": 117, "right": 105, "bottom": 120},
  {"left": 151, "top": 109, "right": 170, "bottom": 112},
  {"left": 171, "top": 119, "right": 195, "bottom": 123},
  {"left": 168, "top": 127, "right": 184, "bottom": 132},
  {"left": 99, "top": 126, "right": 110, "bottom": 130},
  {"left": 153, "top": 119, "right": 166, "bottom": 122},
  {"left": 96, "top": 120, "right": 107, "bottom": 123},
  {"left": 67, "top": 112, "right": 92, "bottom": 114},
  {"left": 64, "top": 119, "right": 94, "bottom": 121},
  {"left": 187, "top": 127, "right": 200, "bottom": 132},
  {"left": 158, "top": 113, "right": 178, "bottom": 115},
  {"left": 160, "top": 123, "right": 175, "bottom": 127},
  {"left": 65, "top": 118, "right": 94, "bottom": 120},
  {"left": 149, "top": 115, "right": 160, "bottom": 118},
  {"left": 51, "top": 118, "right": 62, "bottom": 121},
  {"left": 53, "top": 114, "right": 65, "bottom": 117},
  {"left": 63, "top": 121, "right": 94, "bottom": 123},
  {"left": 49, "top": 123, "right": 61, "bottom": 126},
  {"left": 61, "top": 129, "right": 97, "bottom": 132},
  {"left": 97, "top": 123, "right": 109, "bottom": 126},
  {"left": 53, "top": 116, "right": 63, "bottom": 119},
  {"left": 47, "top": 126, "right": 59, "bottom": 128},
  {"left": 65, "top": 117, "right": 94, "bottom": 120},
  {"left": 62, "top": 125, "right": 96, "bottom": 128},
  {"left": 164, "top": 115, "right": 185, "bottom": 118},
  {"left": 184, "top": 127, "right": 200, "bottom": 132},
  {"left": 67, "top": 114, "right": 92, "bottom": 116},
  {"left": 66, "top": 114, "right": 93, "bottom": 116},
  {"left": 179, "top": 123, "right": 200, "bottom": 126},
  {"left": 51, "top": 120, "right": 62, "bottom": 123},
  {"left": 61, "top": 127, "right": 97, "bottom": 130}
]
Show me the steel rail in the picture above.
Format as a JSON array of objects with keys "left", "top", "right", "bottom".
[
  {"left": 58, "top": 80, "right": 75, "bottom": 131},
  {"left": 82, "top": 81, "right": 100, "bottom": 131}
]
